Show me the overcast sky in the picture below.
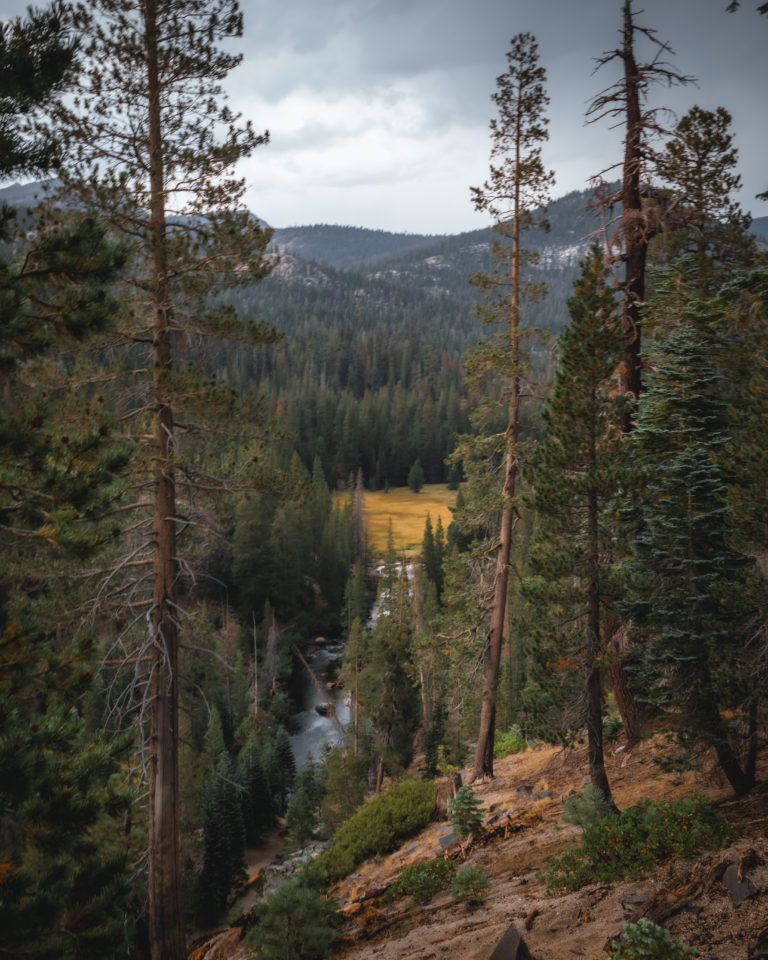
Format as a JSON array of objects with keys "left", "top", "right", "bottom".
[
  {"left": 3, "top": 0, "right": 766, "bottom": 233},
  {"left": 230, "top": 0, "right": 768, "bottom": 233}
]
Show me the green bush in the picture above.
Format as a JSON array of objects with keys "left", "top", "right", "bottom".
[
  {"left": 450, "top": 865, "right": 490, "bottom": 905},
  {"left": 245, "top": 877, "right": 338, "bottom": 960},
  {"left": 603, "top": 714, "right": 624, "bottom": 743},
  {"left": 448, "top": 785, "right": 485, "bottom": 839},
  {"left": 610, "top": 918, "right": 697, "bottom": 959},
  {"left": 494, "top": 727, "right": 527, "bottom": 758},
  {"left": 313, "top": 780, "right": 436, "bottom": 882},
  {"left": 561, "top": 784, "right": 616, "bottom": 831},
  {"left": 544, "top": 795, "right": 733, "bottom": 894},
  {"left": 388, "top": 858, "right": 455, "bottom": 905}
]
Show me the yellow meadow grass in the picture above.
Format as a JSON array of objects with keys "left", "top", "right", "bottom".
[{"left": 359, "top": 484, "right": 458, "bottom": 558}]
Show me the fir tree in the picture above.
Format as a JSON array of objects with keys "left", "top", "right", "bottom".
[
  {"left": 194, "top": 750, "right": 247, "bottom": 927},
  {"left": 360, "top": 534, "right": 419, "bottom": 788},
  {"left": 238, "top": 732, "right": 273, "bottom": 846},
  {"left": 587, "top": 1, "right": 693, "bottom": 743},
  {"left": 321, "top": 747, "right": 367, "bottom": 835},
  {"left": 407, "top": 458, "right": 425, "bottom": 493},
  {"left": 620, "top": 324, "right": 762, "bottom": 794},
  {"left": 285, "top": 786, "right": 317, "bottom": 851},
  {"left": 524, "top": 243, "right": 624, "bottom": 804}
]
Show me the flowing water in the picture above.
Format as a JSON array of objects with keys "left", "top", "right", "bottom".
[{"left": 289, "top": 641, "right": 351, "bottom": 768}]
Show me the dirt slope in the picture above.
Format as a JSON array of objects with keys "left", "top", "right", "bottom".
[{"left": 193, "top": 739, "right": 768, "bottom": 960}]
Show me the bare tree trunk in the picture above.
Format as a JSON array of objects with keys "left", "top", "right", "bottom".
[
  {"left": 609, "top": 1, "right": 654, "bottom": 741},
  {"left": 145, "top": 3, "right": 184, "bottom": 956},
  {"left": 586, "top": 484, "right": 614, "bottom": 806},
  {"left": 470, "top": 216, "right": 521, "bottom": 783},
  {"left": 618, "top": 0, "right": 645, "bottom": 419},
  {"left": 605, "top": 619, "right": 652, "bottom": 743}
]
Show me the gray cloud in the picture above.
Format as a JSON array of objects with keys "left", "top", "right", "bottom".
[{"left": 1, "top": 0, "right": 766, "bottom": 231}]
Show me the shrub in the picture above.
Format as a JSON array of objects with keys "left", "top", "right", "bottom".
[
  {"left": 603, "top": 714, "right": 624, "bottom": 743},
  {"left": 561, "top": 783, "right": 616, "bottom": 831},
  {"left": 388, "top": 858, "right": 455, "bottom": 905},
  {"left": 448, "top": 785, "right": 485, "bottom": 839},
  {"left": 610, "top": 918, "right": 697, "bottom": 959},
  {"left": 313, "top": 780, "right": 436, "bottom": 881},
  {"left": 544, "top": 795, "right": 733, "bottom": 894},
  {"left": 494, "top": 727, "right": 527, "bottom": 759},
  {"left": 245, "top": 877, "right": 338, "bottom": 960},
  {"left": 450, "top": 865, "right": 490, "bottom": 905}
]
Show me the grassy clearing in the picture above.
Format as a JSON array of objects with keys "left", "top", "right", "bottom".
[{"left": 360, "top": 485, "right": 458, "bottom": 558}]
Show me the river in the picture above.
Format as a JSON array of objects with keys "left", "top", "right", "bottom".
[{"left": 289, "top": 640, "right": 351, "bottom": 769}]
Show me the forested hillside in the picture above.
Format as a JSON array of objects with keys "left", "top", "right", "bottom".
[{"left": 215, "top": 187, "right": 605, "bottom": 487}]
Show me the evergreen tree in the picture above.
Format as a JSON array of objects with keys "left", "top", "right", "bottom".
[
  {"left": 265, "top": 726, "right": 296, "bottom": 813},
  {"left": 587, "top": 0, "right": 693, "bottom": 415},
  {"left": 0, "top": 626, "right": 134, "bottom": 959},
  {"left": 655, "top": 105, "right": 755, "bottom": 292},
  {"left": 321, "top": 747, "right": 367, "bottom": 834},
  {"left": 194, "top": 750, "right": 247, "bottom": 927},
  {"left": 47, "top": 2, "right": 275, "bottom": 952},
  {"left": 587, "top": 1, "right": 693, "bottom": 743},
  {"left": 245, "top": 876, "right": 338, "bottom": 960},
  {"left": 463, "top": 32, "right": 554, "bottom": 781},
  {"left": 0, "top": 9, "right": 135, "bottom": 955},
  {"left": 407, "top": 458, "right": 425, "bottom": 493},
  {"left": 0, "top": 2, "right": 76, "bottom": 175},
  {"left": 620, "top": 324, "right": 762, "bottom": 795},
  {"left": 285, "top": 786, "right": 317, "bottom": 851},
  {"left": 524, "top": 243, "right": 624, "bottom": 804},
  {"left": 359, "top": 532, "right": 419, "bottom": 787},
  {"left": 238, "top": 732, "right": 273, "bottom": 845}
]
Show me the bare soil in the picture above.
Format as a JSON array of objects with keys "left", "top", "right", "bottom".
[{"left": 191, "top": 738, "right": 768, "bottom": 960}]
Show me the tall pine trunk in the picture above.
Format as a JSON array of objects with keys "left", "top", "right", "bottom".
[
  {"left": 466, "top": 34, "right": 552, "bottom": 780},
  {"left": 145, "top": 5, "right": 184, "bottom": 955}
]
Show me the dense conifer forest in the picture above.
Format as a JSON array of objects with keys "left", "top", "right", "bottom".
[{"left": 1, "top": 2, "right": 767, "bottom": 959}]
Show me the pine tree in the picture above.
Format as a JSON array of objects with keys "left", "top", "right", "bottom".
[
  {"left": 194, "top": 750, "right": 247, "bottom": 927},
  {"left": 238, "top": 732, "right": 273, "bottom": 845},
  {"left": 463, "top": 32, "right": 554, "bottom": 780},
  {"left": 524, "top": 243, "right": 624, "bottom": 804},
  {"left": 359, "top": 535, "right": 419, "bottom": 787},
  {"left": 321, "top": 747, "right": 367, "bottom": 834},
  {"left": 655, "top": 105, "right": 755, "bottom": 292},
  {"left": 620, "top": 324, "right": 762, "bottom": 795},
  {"left": 46, "top": 2, "right": 275, "bottom": 953},
  {"left": 1, "top": 9, "right": 135, "bottom": 955},
  {"left": 407, "top": 458, "right": 425, "bottom": 493}
]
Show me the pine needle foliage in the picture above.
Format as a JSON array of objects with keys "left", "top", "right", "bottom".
[
  {"left": 448, "top": 785, "right": 485, "bottom": 838},
  {"left": 619, "top": 320, "right": 763, "bottom": 794},
  {"left": 522, "top": 243, "right": 623, "bottom": 801},
  {"left": 544, "top": 795, "right": 732, "bottom": 894},
  {"left": 611, "top": 918, "right": 698, "bottom": 960},
  {"left": 313, "top": 780, "right": 435, "bottom": 882},
  {"left": 457, "top": 31, "right": 554, "bottom": 780}
]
